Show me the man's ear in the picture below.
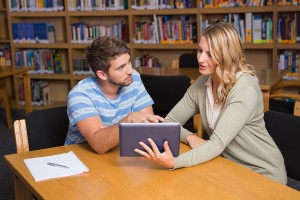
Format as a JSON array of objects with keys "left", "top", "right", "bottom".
[{"left": 96, "top": 70, "right": 108, "bottom": 80}]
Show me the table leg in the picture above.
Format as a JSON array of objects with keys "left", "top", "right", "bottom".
[
  {"left": 14, "top": 175, "right": 33, "bottom": 200},
  {"left": 262, "top": 90, "right": 270, "bottom": 112},
  {"left": 0, "top": 79, "right": 12, "bottom": 128},
  {"left": 23, "top": 74, "right": 32, "bottom": 114}
]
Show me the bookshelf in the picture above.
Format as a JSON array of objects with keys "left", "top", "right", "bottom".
[
  {"left": 0, "top": 0, "right": 10, "bottom": 65},
  {"left": 1, "top": 0, "right": 299, "bottom": 110}
]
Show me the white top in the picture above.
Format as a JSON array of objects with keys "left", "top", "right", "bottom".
[{"left": 205, "top": 72, "right": 243, "bottom": 130}]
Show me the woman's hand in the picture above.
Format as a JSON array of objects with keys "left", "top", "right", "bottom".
[
  {"left": 134, "top": 138, "right": 175, "bottom": 169},
  {"left": 186, "top": 134, "right": 206, "bottom": 149}
]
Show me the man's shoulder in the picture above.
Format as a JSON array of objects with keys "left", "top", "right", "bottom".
[
  {"left": 130, "top": 70, "right": 142, "bottom": 85},
  {"left": 132, "top": 69, "right": 141, "bottom": 78},
  {"left": 69, "top": 77, "right": 97, "bottom": 94}
]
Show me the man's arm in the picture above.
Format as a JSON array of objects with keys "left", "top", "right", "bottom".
[{"left": 76, "top": 106, "right": 164, "bottom": 154}]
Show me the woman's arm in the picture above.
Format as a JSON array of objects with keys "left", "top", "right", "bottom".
[{"left": 174, "top": 82, "right": 260, "bottom": 169}]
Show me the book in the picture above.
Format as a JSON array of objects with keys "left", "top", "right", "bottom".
[
  {"left": 239, "top": 18, "right": 245, "bottom": 43},
  {"left": 42, "top": 85, "right": 51, "bottom": 105},
  {"left": 296, "top": 12, "right": 300, "bottom": 43},
  {"left": 53, "top": 49, "right": 63, "bottom": 73},
  {"left": 245, "top": 13, "right": 252, "bottom": 43},
  {"left": 24, "top": 151, "right": 89, "bottom": 182},
  {"left": 153, "top": 15, "right": 159, "bottom": 44},
  {"left": 47, "top": 22, "right": 56, "bottom": 43},
  {"left": 252, "top": 15, "right": 262, "bottom": 44}
]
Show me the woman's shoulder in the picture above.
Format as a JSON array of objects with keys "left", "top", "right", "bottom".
[
  {"left": 187, "top": 75, "right": 208, "bottom": 96},
  {"left": 194, "top": 75, "right": 209, "bottom": 85},
  {"left": 236, "top": 72, "right": 259, "bottom": 86},
  {"left": 232, "top": 73, "right": 261, "bottom": 97}
]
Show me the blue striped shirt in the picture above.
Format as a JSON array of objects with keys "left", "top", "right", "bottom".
[{"left": 65, "top": 70, "right": 154, "bottom": 144}]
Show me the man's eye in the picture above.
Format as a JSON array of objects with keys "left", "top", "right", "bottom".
[
  {"left": 117, "top": 66, "right": 125, "bottom": 71},
  {"left": 198, "top": 49, "right": 202, "bottom": 54}
]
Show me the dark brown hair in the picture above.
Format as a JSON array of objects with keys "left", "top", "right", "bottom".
[{"left": 86, "top": 36, "right": 130, "bottom": 74}]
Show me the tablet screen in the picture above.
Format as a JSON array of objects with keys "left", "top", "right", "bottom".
[{"left": 119, "top": 123, "right": 180, "bottom": 157}]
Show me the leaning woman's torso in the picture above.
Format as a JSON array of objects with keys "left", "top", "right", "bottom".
[{"left": 199, "top": 73, "right": 287, "bottom": 184}]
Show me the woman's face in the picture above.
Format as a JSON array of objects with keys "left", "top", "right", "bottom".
[{"left": 197, "top": 36, "right": 217, "bottom": 76}]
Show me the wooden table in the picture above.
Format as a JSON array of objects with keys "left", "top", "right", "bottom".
[
  {"left": 136, "top": 67, "right": 286, "bottom": 112},
  {"left": 4, "top": 143, "right": 300, "bottom": 200},
  {"left": 0, "top": 67, "right": 33, "bottom": 128}
]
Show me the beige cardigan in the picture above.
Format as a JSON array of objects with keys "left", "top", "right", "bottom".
[{"left": 165, "top": 73, "right": 287, "bottom": 184}]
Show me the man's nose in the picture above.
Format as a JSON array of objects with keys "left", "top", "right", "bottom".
[{"left": 125, "top": 63, "right": 133, "bottom": 74}]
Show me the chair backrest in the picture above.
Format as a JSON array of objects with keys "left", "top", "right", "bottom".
[
  {"left": 141, "top": 74, "right": 191, "bottom": 116},
  {"left": 179, "top": 53, "right": 198, "bottom": 68},
  {"left": 140, "top": 74, "right": 195, "bottom": 132},
  {"left": 264, "top": 110, "right": 300, "bottom": 180},
  {"left": 13, "top": 106, "right": 69, "bottom": 153}
]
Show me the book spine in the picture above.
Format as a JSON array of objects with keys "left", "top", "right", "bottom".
[{"left": 245, "top": 13, "right": 252, "bottom": 43}]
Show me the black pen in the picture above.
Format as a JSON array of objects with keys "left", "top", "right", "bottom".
[{"left": 47, "top": 162, "right": 69, "bottom": 169}]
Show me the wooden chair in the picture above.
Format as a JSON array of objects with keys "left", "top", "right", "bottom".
[
  {"left": 13, "top": 106, "right": 69, "bottom": 153},
  {"left": 269, "top": 81, "right": 300, "bottom": 116}
]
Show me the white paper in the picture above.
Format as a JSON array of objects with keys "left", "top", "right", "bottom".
[{"left": 24, "top": 151, "right": 89, "bottom": 181}]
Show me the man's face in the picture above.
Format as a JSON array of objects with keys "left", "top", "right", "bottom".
[{"left": 107, "top": 53, "right": 133, "bottom": 86}]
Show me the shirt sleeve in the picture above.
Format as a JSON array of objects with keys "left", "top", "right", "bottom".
[
  {"left": 67, "top": 88, "right": 99, "bottom": 127},
  {"left": 174, "top": 82, "right": 259, "bottom": 169}
]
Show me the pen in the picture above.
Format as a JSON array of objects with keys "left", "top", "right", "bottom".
[{"left": 47, "top": 162, "right": 69, "bottom": 169}]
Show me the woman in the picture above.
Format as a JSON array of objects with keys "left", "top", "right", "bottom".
[{"left": 135, "top": 22, "right": 287, "bottom": 184}]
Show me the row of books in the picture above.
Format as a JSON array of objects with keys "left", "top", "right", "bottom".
[
  {"left": 12, "top": 22, "right": 56, "bottom": 44},
  {"left": 283, "top": 72, "right": 300, "bottom": 80},
  {"left": 200, "top": 0, "right": 273, "bottom": 8},
  {"left": 201, "top": 13, "right": 273, "bottom": 44},
  {"left": 277, "top": 0, "right": 300, "bottom": 5},
  {"left": 134, "top": 54, "right": 162, "bottom": 68},
  {"left": 133, "top": 15, "right": 196, "bottom": 44},
  {"left": 278, "top": 13, "right": 300, "bottom": 44},
  {"left": 278, "top": 50, "right": 300, "bottom": 80},
  {"left": 68, "top": 0, "right": 128, "bottom": 11},
  {"left": 9, "top": 0, "right": 64, "bottom": 12},
  {"left": 14, "top": 49, "right": 63, "bottom": 74},
  {"left": 71, "top": 21, "right": 127, "bottom": 43},
  {"left": 0, "top": 46, "right": 11, "bottom": 67},
  {"left": 73, "top": 58, "right": 94, "bottom": 75},
  {"left": 19, "top": 81, "right": 51, "bottom": 106},
  {"left": 132, "top": 0, "right": 193, "bottom": 10}
]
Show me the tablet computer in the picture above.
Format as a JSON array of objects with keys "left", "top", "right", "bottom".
[{"left": 119, "top": 123, "right": 180, "bottom": 157}]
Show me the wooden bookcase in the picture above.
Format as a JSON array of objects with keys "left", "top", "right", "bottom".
[{"left": 1, "top": 0, "right": 300, "bottom": 110}]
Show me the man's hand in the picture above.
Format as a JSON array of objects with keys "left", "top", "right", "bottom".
[
  {"left": 123, "top": 111, "right": 164, "bottom": 123},
  {"left": 186, "top": 134, "right": 206, "bottom": 149},
  {"left": 134, "top": 138, "right": 175, "bottom": 169}
]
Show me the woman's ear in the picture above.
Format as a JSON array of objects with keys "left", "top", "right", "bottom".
[{"left": 96, "top": 70, "right": 108, "bottom": 80}]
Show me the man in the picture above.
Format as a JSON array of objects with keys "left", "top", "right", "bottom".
[{"left": 65, "top": 36, "right": 163, "bottom": 154}]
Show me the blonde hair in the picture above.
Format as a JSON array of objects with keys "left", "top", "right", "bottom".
[{"left": 202, "top": 22, "right": 256, "bottom": 104}]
